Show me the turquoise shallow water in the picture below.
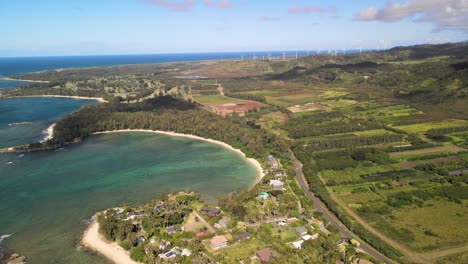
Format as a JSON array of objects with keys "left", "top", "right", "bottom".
[
  {"left": 0, "top": 130, "right": 257, "bottom": 263},
  {"left": 0, "top": 97, "right": 98, "bottom": 148}
]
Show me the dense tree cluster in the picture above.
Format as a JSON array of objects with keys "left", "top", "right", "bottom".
[{"left": 52, "top": 96, "right": 288, "bottom": 160}]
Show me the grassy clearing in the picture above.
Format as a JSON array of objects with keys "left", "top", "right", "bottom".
[
  {"left": 394, "top": 119, "right": 468, "bottom": 135},
  {"left": 383, "top": 200, "right": 468, "bottom": 252},
  {"left": 258, "top": 112, "right": 289, "bottom": 136},
  {"left": 246, "top": 89, "right": 288, "bottom": 96},
  {"left": 219, "top": 238, "right": 266, "bottom": 261},
  {"left": 192, "top": 94, "right": 249, "bottom": 105},
  {"left": 384, "top": 56, "right": 450, "bottom": 65},
  {"left": 280, "top": 229, "right": 298, "bottom": 243},
  {"left": 265, "top": 90, "right": 321, "bottom": 107}
]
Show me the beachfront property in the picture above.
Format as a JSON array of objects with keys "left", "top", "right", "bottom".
[
  {"left": 256, "top": 248, "right": 277, "bottom": 263},
  {"left": 201, "top": 206, "right": 221, "bottom": 218},
  {"left": 123, "top": 210, "right": 147, "bottom": 221},
  {"left": 210, "top": 235, "right": 228, "bottom": 250},
  {"left": 158, "top": 247, "right": 192, "bottom": 260},
  {"left": 269, "top": 179, "right": 285, "bottom": 190},
  {"left": 266, "top": 155, "right": 280, "bottom": 169}
]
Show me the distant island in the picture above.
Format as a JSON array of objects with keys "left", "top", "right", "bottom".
[{"left": 1, "top": 42, "right": 467, "bottom": 264}]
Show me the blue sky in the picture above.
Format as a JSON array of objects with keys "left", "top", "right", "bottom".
[{"left": 1, "top": 0, "right": 466, "bottom": 56}]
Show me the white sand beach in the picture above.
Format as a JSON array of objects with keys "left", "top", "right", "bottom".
[
  {"left": 0, "top": 77, "right": 50, "bottom": 83},
  {"left": 11, "top": 95, "right": 107, "bottom": 103},
  {"left": 82, "top": 215, "right": 138, "bottom": 264}
]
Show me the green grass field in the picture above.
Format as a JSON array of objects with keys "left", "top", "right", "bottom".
[
  {"left": 320, "top": 164, "right": 401, "bottom": 185},
  {"left": 382, "top": 200, "right": 468, "bottom": 252},
  {"left": 218, "top": 238, "right": 266, "bottom": 262},
  {"left": 192, "top": 94, "right": 250, "bottom": 105},
  {"left": 394, "top": 119, "right": 468, "bottom": 135}
]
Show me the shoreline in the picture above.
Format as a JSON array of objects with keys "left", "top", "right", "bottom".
[
  {"left": 0, "top": 77, "right": 50, "bottom": 83},
  {"left": 82, "top": 214, "right": 138, "bottom": 264},
  {"left": 4, "top": 95, "right": 107, "bottom": 103},
  {"left": 41, "top": 123, "right": 56, "bottom": 142},
  {"left": 82, "top": 130, "right": 264, "bottom": 264},
  {"left": 94, "top": 129, "right": 265, "bottom": 181}
]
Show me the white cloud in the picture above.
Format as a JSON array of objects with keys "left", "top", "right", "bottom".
[{"left": 354, "top": 0, "right": 468, "bottom": 32}]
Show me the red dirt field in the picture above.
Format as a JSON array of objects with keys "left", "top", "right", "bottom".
[{"left": 210, "top": 101, "right": 263, "bottom": 116}]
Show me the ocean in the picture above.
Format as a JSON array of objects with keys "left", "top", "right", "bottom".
[{"left": 0, "top": 53, "right": 263, "bottom": 263}]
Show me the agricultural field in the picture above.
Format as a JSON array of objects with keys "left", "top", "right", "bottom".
[
  {"left": 394, "top": 119, "right": 468, "bottom": 135},
  {"left": 192, "top": 94, "right": 250, "bottom": 105}
]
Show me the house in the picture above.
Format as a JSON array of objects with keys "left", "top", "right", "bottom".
[
  {"left": 266, "top": 155, "right": 280, "bottom": 169},
  {"left": 275, "top": 171, "right": 285, "bottom": 178},
  {"left": 269, "top": 180, "right": 285, "bottom": 190},
  {"left": 210, "top": 235, "right": 228, "bottom": 250},
  {"left": 136, "top": 236, "right": 146, "bottom": 245},
  {"left": 149, "top": 236, "right": 156, "bottom": 244},
  {"left": 201, "top": 207, "right": 221, "bottom": 218},
  {"left": 234, "top": 232, "right": 251, "bottom": 241},
  {"left": 291, "top": 240, "right": 304, "bottom": 249},
  {"left": 294, "top": 226, "right": 308, "bottom": 236},
  {"left": 159, "top": 240, "right": 171, "bottom": 250},
  {"left": 217, "top": 216, "right": 231, "bottom": 228},
  {"left": 166, "top": 225, "right": 184, "bottom": 234},
  {"left": 196, "top": 231, "right": 206, "bottom": 237},
  {"left": 287, "top": 217, "right": 298, "bottom": 223},
  {"left": 277, "top": 221, "right": 287, "bottom": 227},
  {"left": 302, "top": 233, "right": 318, "bottom": 241},
  {"left": 358, "top": 259, "right": 374, "bottom": 264},
  {"left": 158, "top": 247, "right": 191, "bottom": 259},
  {"left": 256, "top": 248, "right": 276, "bottom": 263},
  {"left": 181, "top": 248, "right": 192, "bottom": 257}
]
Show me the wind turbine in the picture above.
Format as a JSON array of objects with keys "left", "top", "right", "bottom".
[
  {"left": 295, "top": 52, "right": 298, "bottom": 59},
  {"left": 282, "top": 52, "right": 286, "bottom": 61},
  {"left": 342, "top": 48, "right": 346, "bottom": 55},
  {"left": 268, "top": 52, "right": 271, "bottom": 61},
  {"left": 253, "top": 52, "right": 257, "bottom": 62}
]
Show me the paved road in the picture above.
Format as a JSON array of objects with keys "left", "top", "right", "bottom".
[{"left": 289, "top": 150, "right": 394, "bottom": 264}]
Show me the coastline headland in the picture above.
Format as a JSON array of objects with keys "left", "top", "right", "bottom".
[{"left": 82, "top": 214, "right": 138, "bottom": 264}]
